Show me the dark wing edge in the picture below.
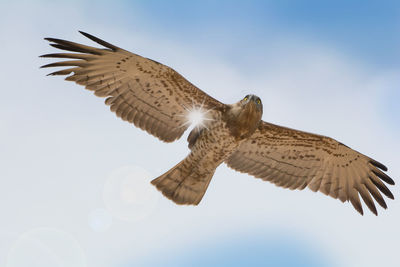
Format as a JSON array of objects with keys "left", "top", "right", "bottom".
[
  {"left": 40, "top": 31, "right": 225, "bottom": 142},
  {"left": 225, "top": 121, "right": 395, "bottom": 215}
]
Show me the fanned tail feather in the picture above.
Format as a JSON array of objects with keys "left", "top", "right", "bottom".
[{"left": 151, "top": 157, "right": 215, "bottom": 205}]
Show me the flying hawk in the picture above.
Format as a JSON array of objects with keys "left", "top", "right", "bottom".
[{"left": 41, "top": 32, "right": 395, "bottom": 215}]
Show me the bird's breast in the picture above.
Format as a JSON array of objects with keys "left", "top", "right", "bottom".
[{"left": 224, "top": 104, "right": 262, "bottom": 140}]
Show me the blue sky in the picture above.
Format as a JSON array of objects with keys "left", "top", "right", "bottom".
[
  {"left": 1, "top": 1, "right": 399, "bottom": 267},
  {"left": 133, "top": 230, "right": 331, "bottom": 267},
  {"left": 106, "top": 0, "right": 400, "bottom": 67}
]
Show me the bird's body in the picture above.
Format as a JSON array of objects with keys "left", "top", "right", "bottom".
[
  {"left": 153, "top": 95, "right": 263, "bottom": 204},
  {"left": 41, "top": 32, "right": 395, "bottom": 215}
]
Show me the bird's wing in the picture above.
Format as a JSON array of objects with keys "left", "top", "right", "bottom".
[
  {"left": 225, "top": 121, "right": 395, "bottom": 215},
  {"left": 41, "top": 31, "right": 224, "bottom": 142}
]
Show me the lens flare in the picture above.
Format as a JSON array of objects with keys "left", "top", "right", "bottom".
[
  {"left": 6, "top": 228, "right": 87, "bottom": 267},
  {"left": 188, "top": 108, "right": 206, "bottom": 128},
  {"left": 88, "top": 208, "right": 113, "bottom": 232},
  {"left": 102, "top": 165, "right": 159, "bottom": 222},
  {"left": 179, "top": 98, "right": 214, "bottom": 131}
]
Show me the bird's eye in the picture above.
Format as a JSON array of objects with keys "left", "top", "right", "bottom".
[
  {"left": 257, "top": 99, "right": 261, "bottom": 105},
  {"left": 243, "top": 97, "right": 248, "bottom": 101}
]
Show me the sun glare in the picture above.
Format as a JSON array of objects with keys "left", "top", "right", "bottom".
[
  {"left": 183, "top": 100, "right": 214, "bottom": 130},
  {"left": 177, "top": 98, "right": 214, "bottom": 130},
  {"left": 188, "top": 108, "right": 206, "bottom": 128}
]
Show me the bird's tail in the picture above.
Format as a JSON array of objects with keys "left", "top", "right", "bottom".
[{"left": 151, "top": 156, "right": 215, "bottom": 205}]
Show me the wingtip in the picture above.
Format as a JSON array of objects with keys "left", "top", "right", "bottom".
[
  {"left": 79, "top": 30, "right": 92, "bottom": 39},
  {"left": 77, "top": 31, "right": 119, "bottom": 51},
  {"left": 370, "top": 159, "right": 388, "bottom": 172},
  {"left": 40, "top": 63, "right": 55, "bottom": 69},
  {"left": 38, "top": 54, "right": 49, "bottom": 59},
  {"left": 44, "top": 37, "right": 55, "bottom": 42},
  {"left": 372, "top": 169, "right": 395, "bottom": 185}
]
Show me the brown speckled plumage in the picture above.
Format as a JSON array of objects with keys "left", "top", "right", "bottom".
[{"left": 41, "top": 32, "right": 394, "bottom": 215}]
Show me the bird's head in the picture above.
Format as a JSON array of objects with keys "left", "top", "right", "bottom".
[
  {"left": 226, "top": 94, "right": 263, "bottom": 123},
  {"left": 225, "top": 94, "right": 263, "bottom": 138},
  {"left": 240, "top": 94, "right": 263, "bottom": 113}
]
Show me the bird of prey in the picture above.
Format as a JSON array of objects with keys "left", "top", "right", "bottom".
[{"left": 41, "top": 31, "right": 394, "bottom": 215}]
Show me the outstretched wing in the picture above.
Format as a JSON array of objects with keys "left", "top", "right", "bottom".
[
  {"left": 41, "top": 31, "right": 224, "bottom": 142},
  {"left": 225, "top": 121, "right": 395, "bottom": 215}
]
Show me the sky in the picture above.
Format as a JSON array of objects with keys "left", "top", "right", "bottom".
[{"left": 0, "top": 0, "right": 399, "bottom": 267}]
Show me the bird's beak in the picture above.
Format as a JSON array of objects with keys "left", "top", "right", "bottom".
[{"left": 248, "top": 99, "right": 257, "bottom": 112}]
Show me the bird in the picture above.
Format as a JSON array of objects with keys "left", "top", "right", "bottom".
[{"left": 41, "top": 31, "right": 395, "bottom": 216}]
